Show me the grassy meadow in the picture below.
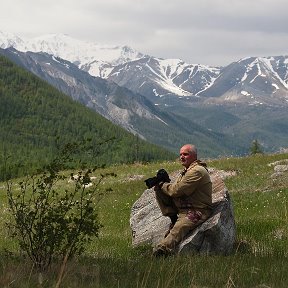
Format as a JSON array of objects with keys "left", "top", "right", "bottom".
[{"left": 0, "top": 153, "right": 287, "bottom": 287}]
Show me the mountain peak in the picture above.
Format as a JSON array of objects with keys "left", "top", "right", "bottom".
[
  {"left": 0, "top": 30, "right": 144, "bottom": 77},
  {"left": 0, "top": 30, "right": 24, "bottom": 49}
]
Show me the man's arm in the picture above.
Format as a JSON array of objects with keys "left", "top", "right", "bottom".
[{"left": 161, "top": 169, "right": 203, "bottom": 198}]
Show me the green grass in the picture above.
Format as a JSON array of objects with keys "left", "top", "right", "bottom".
[{"left": 0, "top": 154, "right": 287, "bottom": 287}]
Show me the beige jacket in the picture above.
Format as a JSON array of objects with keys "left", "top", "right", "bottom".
[{"left": 161, "top": 160, "right": 213, "bottom": 217}]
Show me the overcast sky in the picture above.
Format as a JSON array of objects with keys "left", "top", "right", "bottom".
[{"left": 1, "top": 0, "right": 288, "bottom": 66}]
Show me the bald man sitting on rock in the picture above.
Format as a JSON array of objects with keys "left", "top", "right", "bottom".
[{"left": 153, "top": 144, "right": 213, "bottom": 257}]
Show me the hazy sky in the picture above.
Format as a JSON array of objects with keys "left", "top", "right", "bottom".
[{"left": 1, "top": 0, "right": 288, "bottom": 66}]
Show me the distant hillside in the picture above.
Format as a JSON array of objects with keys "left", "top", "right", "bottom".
[
  {"left": 0, "top": 56, "right": 176, "bottom": 180},
  {"left": 0, "top": 48, "right": 248, "bottom": 158}
]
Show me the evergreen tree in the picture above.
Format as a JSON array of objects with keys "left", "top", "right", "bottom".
[{"left": 250, "top": 139, "right": 263, "bottom": 155}]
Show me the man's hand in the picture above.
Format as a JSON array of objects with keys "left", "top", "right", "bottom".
[{"left": 153, "top": 182, "right": 164, "bottom": 192}]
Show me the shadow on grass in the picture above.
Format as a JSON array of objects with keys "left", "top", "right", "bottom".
[{"left": 1, "top": 245, "right": 288, "bottom": 288}]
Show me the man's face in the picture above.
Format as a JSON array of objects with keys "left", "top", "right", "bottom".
[{"left": 179, "top": 146, "right": 195, "bottom": 168}]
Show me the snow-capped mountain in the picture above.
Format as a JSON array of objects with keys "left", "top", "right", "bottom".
[
  {"left": 107, "top": 54, "right": 288, "bottom": 107},
  {"left": 1, "top": 31, "right": 288, "bottom": 155},
  {"left": 200, "top": 56, "right": 288, "bottom": 106},
  {"left": 2, "top": 31, "right": 287, "bottom": 107},
  {"left": 0, "top": 31, "right": 221, "bottom": 100},
  {"left": 107, "top": 56, "right": 220, "bottom": 101},
  {"left": 0, "top": 31, "right": 24, "bottom": 49},
  {"left": 0, "top": 31, "right": 144, "bottom": 78}
]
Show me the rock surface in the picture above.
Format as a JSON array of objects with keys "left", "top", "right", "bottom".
[
  {"left": 269, "top": 159, "right": 288, "bottom": 179},
  {"left": 130, "top": 169, "right": 236, "bottom": 255}
]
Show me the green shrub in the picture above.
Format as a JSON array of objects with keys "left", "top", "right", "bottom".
[{"left": 5, "top": 142, "right": 115, "bottom": 273}]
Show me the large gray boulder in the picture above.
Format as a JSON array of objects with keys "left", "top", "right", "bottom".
[{"left": 130, "top": 169, "right": 236, "bottom": 255}]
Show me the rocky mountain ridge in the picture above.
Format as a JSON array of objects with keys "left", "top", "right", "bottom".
[
  {"left": 1, "top": 31, "right": 287, "bottom": 156},
  {"left": 1, "top": 31, "right": 287, "bottom": 107}
]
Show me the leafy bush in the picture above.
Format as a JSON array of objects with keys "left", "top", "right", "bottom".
[{"left": 5, "top": 142, "right": 115, "bottom": 273}]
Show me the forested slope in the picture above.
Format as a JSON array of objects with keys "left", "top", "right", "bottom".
[{"left": 0, "top": 56, "right": 176, "bottom": 179}]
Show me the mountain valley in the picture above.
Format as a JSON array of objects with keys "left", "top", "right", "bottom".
[{"left": 1, "top": 31, "right": 287, "bottom": 157}]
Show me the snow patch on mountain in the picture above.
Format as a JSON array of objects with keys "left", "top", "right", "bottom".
[
  {"left": 158, "top": 58, "right": 186, "bottom": 78},
  {"left": 261, "top": 57, "right": 288, "bottom": 89},
  {"left": 241, "top": 90, "right": 251, "bottom": 96},
  {"left": 195, "top": 71, "right": 219, "bottom": 96},
  {"left": 154, "top": 79, "right": 192, "bottom": 97},
  {"left": 144, "top": 59, "right": 193, "bottom": 97},
  {"left": 272, "top": 83, "right": 279, "bottom": 90}
]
